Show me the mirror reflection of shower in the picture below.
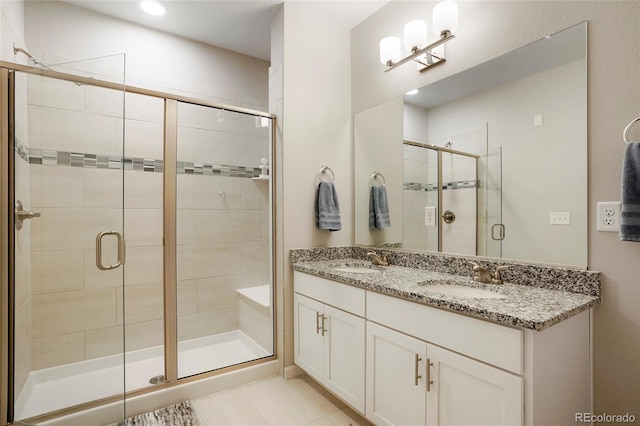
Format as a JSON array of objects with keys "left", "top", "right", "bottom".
[{"left": 403, "top": 140, "right": 481, "bottom": 256}]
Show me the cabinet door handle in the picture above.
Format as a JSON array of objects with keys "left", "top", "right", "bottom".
[
  {"left": 426, "top": 358, "right": 434, "bottom": 391},
  {"left": 316, "top": 312, "right": 322, "bottom": 334},
  {"left": 415, "top": 354, "right": 422, "bottom": 386},
  {"left": 321, "top": 314, "right": 327, "bottom": 336}
]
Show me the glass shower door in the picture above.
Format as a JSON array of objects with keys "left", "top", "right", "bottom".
[
  {"left": 9, "top": 54, "right": 127, "bottom": 423},
  {"left": 484, "top": 147, "right": 503, "bottom": 258},
  {"left": 175, "top": 101, "right": 274, "bottom": 379}
]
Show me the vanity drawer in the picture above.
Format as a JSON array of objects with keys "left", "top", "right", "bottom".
[
  {"left": 366, "top": 291, "right": 523, "bottom": 374},
  {"left": 294, "top": 271, "right": 366, "bottom": 317}
]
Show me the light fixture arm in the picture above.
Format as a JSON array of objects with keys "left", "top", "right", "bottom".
[{"left": 384, "top": 32, "right": 455, "bottom": 73}]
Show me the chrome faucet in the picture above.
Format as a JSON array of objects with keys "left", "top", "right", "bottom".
[
  {"left": 469, "top": 262, "right": 509, "bottom": 284},
  {"left": 367, "top": 251, "right": 389, "bottom": 266}
]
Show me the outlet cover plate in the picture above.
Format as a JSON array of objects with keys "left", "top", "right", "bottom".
[{"left": 596, "top": 201, "right": 621, "bottom": 232}]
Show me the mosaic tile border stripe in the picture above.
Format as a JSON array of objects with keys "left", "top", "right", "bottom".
[
  {"left": 404, "top": 179, "right": 479, "bottom": 192},
  {"left": 27, "top": 148, "right": 263, "bottom": 178}
]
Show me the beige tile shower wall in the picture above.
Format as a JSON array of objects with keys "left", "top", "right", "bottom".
[
  {"left": 176, "top": 102, "right": 271, "bottom": 343},
  {"left": 27, "top": 78, "right": 271, "bottom": 370},
  {"left": 441, "top": 154, "right": 477, "bottom": 256}
]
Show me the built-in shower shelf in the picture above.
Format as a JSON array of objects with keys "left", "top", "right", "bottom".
[{"left": 252, "top": 177, "right": 269, "bottom": 181}]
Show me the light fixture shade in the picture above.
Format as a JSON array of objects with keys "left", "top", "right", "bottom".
[
  {"left": 403, "top": 20, "right": 427, "bottom": 52},
  {"left": 379, "top": 36, "right": 402, "bottom": 65},
  {"left": 433, "top": 0, "right": 458, "bottom": 36},
  {"left": 140, "top": 0, "right": 165, "bottom": 16}
]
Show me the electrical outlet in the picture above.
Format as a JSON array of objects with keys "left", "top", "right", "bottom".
[{"left": 597, "top": 201, "right": 621, "bottom": 232}]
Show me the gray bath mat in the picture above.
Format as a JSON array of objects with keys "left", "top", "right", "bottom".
[{"left": 109, "top": 401, "right": 202, "bottom": 426}]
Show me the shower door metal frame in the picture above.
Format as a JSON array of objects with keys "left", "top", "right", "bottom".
[
  {"left": 404, "top": 140, "right": 480, "bottom": 254},
  {"left": 0, "top": 60, "right": 278, "bottom": 425},
  {"left": 163, "top": 99, "right": 179, "bottom": 385},
  {"left": 1, "top": 67, "right": 13, "bottom": 426}
]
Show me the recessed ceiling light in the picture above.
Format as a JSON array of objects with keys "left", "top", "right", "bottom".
[
  {"left": 405, "top": 89, "right": 419, "bottom": 95},
  {"left": 140, "top": 1, "right": 165, "bottom": 16}
]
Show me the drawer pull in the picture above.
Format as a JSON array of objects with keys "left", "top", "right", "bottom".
[{"left": 415, "top": 354, "right": 422, "bottom": 386}]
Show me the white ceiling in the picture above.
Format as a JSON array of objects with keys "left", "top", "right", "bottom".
[{"left": 61, "top": 0, "right": 389, "bottom": 61}]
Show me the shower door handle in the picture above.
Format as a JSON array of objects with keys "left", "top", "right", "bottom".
[
  {"left": 96, "top": 231, "right": 126, "bottom": 270},
  {"left": 491, "top": 224, "right": 506, "bottom": 241}
]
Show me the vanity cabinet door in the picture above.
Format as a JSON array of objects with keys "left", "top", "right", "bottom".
[
  {"left": 294, "top": 293, "right": 366, "bottom": 414},
  {"left": 426, "top": 344, "right": 523, "bottom": 426},
  {"left": 323, "top": 305, "right": 365, "bottom": 413},
  {"left": 294, "top": 293, "right": 325, "bottom": 382},
  {"left": 366, "top": 321, "right": 427, "bottom": 426}
]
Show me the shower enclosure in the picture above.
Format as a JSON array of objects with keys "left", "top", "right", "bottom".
[
  {"left": 1, "top": 56, "right": 275, "bottom": 425},
  {"left": 403, "top": 141, "right": 502, "bottom": 257}
]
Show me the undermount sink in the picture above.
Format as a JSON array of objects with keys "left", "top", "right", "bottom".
[
  {"left": 333, "top": 266, "right": 381, "bottom": 274},
  {"left": 422, "top": 284, "right": 507, "bottom": 299}
]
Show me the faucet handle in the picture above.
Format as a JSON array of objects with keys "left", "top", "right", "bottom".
[
  {"left": 492, "top": 265, "right": 509, "bottom": 284},
  {"left": 367, "top": 251, "right": 389, "bottom": 266},
  {"left": 468, "top": 262, "right": 491, "bottom": 283},
  {"left": 468, "top": 261, "right": 486, "bottom": 273}
]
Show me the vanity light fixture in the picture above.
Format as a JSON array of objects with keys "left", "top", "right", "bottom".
[
  {"left": 379, "top": 0, "right": 458, "bottom": 73},
  {"left": 140, "top": 0, "right": 165, "bottom": 16}
]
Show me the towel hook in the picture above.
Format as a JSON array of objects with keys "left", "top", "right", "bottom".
[
  {"left": 371, "top": 171, "right": 386, "bottom": 186},
  {"left": 623, "top": 116, "right": 640, "bottom": 144},
  {"left": 319, "top": 165, "right": 335, "bottom": 182}
]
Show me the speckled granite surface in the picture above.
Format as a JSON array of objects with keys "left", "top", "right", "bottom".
[{"left": 290, "top": 246, "right": 601, "bottom": 331}]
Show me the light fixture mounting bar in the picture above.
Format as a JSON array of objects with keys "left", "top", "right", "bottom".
[{"left": 384, "top": 33, "right": 455, "bottom": 73}]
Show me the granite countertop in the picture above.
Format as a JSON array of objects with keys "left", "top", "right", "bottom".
[{"left": 292, "top": 257, "right": 601, "bottom": 331}]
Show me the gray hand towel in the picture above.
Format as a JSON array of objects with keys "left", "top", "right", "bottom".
[
  {"left": 369, "top": 185, "right": 391, "bottom": 230},
  {"left": 620, "top": 142, "right": 640, "bottom": 241},
  {"left": 316, "top": 181, "right": 341, "bottom": 231}
]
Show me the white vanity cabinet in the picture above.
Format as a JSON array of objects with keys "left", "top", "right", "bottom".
[
  {"left": 366, "top": 321, "right": 523, "bottom": 426},
  {"left": 293, "top": 271, "right": 592, "bottom": 426},
  {"left": 293, "top": 272, "right": 366, "bottom": 414}
]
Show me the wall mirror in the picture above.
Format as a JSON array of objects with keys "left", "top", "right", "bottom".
[{"left": 354, "top": 22, "right": 587, "bottom": 268}]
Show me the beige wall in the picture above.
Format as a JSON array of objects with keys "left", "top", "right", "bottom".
[
  {"left": 278, "top": 2, "right": 355, "bottom": 369},
  {"left": 352, "top": 1, "right": 640, "bottom": 416},
  {"left": 23, "top": 0, "right": 269, "bottom": 109},
  {"left": 354, "top": 96, "right": 404, "bottom": 246}
]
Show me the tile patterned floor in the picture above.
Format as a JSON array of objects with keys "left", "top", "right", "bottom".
[{"left": 191, "top": 375, "right": 372, "bottom": 426}]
